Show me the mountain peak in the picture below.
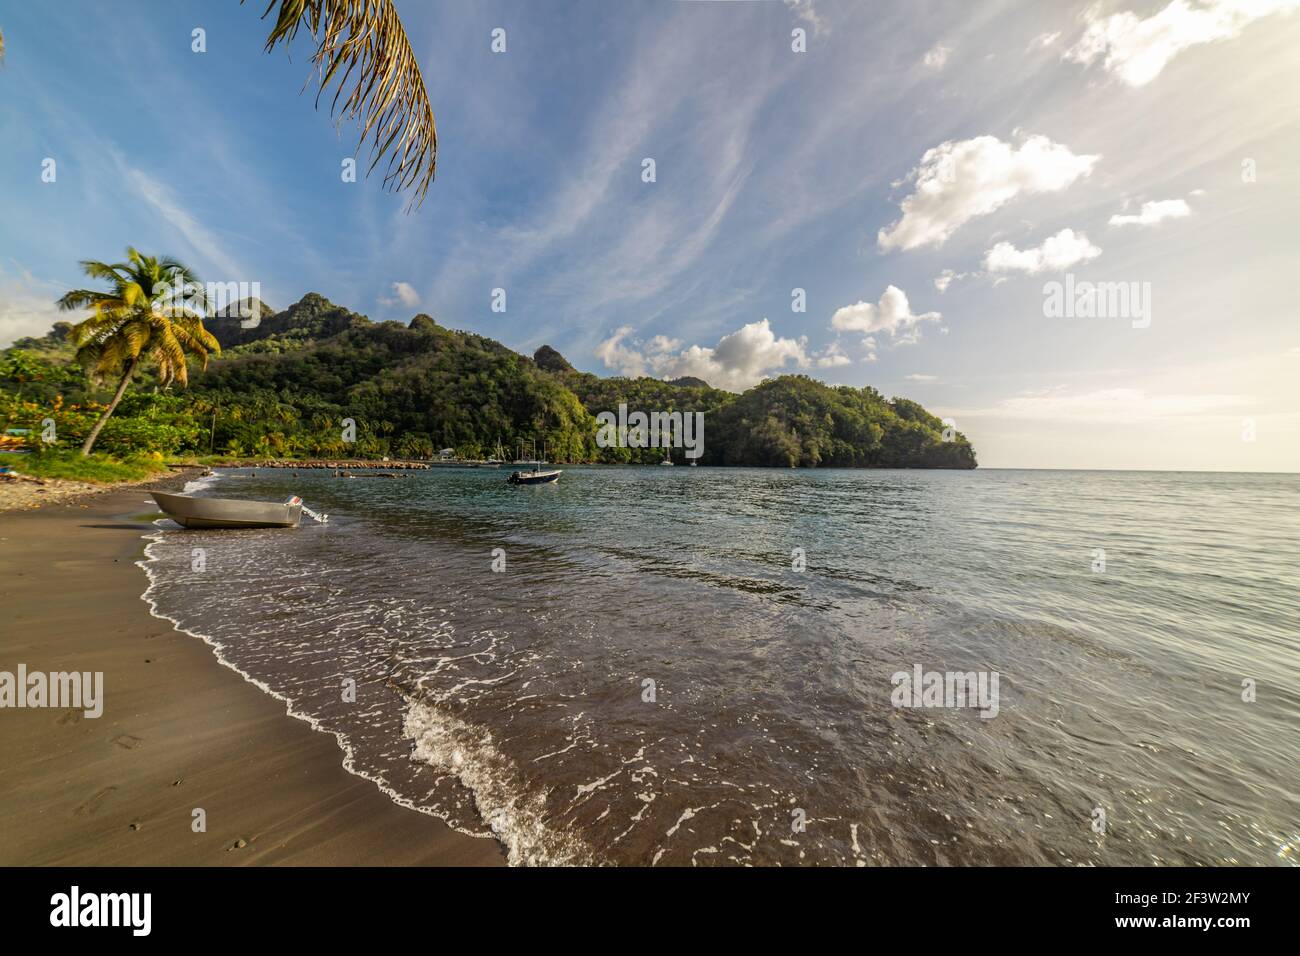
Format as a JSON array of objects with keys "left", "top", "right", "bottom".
[
  {"left": 206, "top": 292, "right": 369, "bottom": 350},
  {"left": 534, "top": 344, "right": 575, "bottom": 374},
  {"left": 666, "top": 375, "right": 710, "bottom": 389}
]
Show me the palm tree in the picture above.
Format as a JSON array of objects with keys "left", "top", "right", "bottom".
[
  {"left": 249, "top": 0, "right": 437, "bottom": 208},
  {"left": 57, "top": 248, "right": 220, "bottom": 456}
]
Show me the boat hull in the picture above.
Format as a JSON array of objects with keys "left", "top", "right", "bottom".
[
  {"left": 507, "top": 470, "right": 562, "bottom": 485},
  {"left": 151, "top": 492, "right": 302, "bottom": 529}
]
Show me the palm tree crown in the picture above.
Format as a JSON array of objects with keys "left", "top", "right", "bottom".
[{"left": 57, "top": 248, "right": 220, "bottom": 455}]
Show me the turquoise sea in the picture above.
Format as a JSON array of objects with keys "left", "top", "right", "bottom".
[{"left": 141, "top": 467, "right": 1300, "bottom": 865}]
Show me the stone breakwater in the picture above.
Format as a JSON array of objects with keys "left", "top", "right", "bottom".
[{"left": 195, "top": 459, "right": 433, "bottom": 470}]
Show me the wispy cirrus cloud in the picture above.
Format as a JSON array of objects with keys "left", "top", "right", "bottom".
[
  {"left": 113, "top": 155, "right": 250, "bottom": 282},
  {"left": 960, "top": 385, "right": 1251, "bottom": 424},
  {"left": 1109, "top": 198, "right": 1192, "bottom": 227},
  {"left": 428, "top": 9, "right": 790, "bottom": 347}
]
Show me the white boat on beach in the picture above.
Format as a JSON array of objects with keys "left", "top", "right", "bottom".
[{"left": 151, "top": 491, "right": 324, "bottom": 529}]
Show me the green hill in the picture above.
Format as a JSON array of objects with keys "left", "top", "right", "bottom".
[{"left": 0, "top": 293, "right": 976, "bottom": 467}]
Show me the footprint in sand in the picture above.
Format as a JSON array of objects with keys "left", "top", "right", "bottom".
[
  {"left": 74, "top": 786, "right": 117, "bottom": 816},
  {"left": 112, "top": 734, "right": 143, "bottom": 750}
]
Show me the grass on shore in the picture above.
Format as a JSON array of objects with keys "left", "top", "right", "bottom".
[{"left": 4, "top": 450, "right": 175, "bottom": 484}]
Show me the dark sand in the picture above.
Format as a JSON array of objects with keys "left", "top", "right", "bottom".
[{"left": 0, "top": 474, "right": 504, "bottom": 865}]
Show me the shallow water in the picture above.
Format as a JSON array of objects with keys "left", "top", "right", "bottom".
[{"left": 141, "top": 467, "right": 1300, "bottom": 865}]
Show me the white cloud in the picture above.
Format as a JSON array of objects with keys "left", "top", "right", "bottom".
[
  {"left": 596, "top": 319, "right": 811, "bottom": 391},
  {"left": 646, "top": 334, "right": 683, "bottom": 354},
  {"left": 1108, "top": 198, "right": 1192, "bottom": 227},
  {"left": 0, "top": 266, "right": 67, "bottom": 348},
  {"left": 934, "top": 268, "right": 973, "bottom": 293},
  {"left": 923, "top": 44, "right": 952, "bottom": 68},
  {"left": 815, "top": 341, "right": 851, "bottom": 368},
  {"left": 1032, "top": 31, "right": 1062, "bottom": 48},
  {"left": 380, "top": 281, "right": 421, "bottom": 308},
  {"left": 878, "top": 134, "right": 1100, "bottom": 251},
  {"left": 784, "top": 0, "right": 828, "bottom": 37},
  {"left": 983, "top": 228, "right": 1102, "bottom": 273},
  {"left": 831, "top": 285, "right": 941, "bottom": 349},
  {"left": 1066, "top": 0, "right": 1300, "bottom": 87},
  {"left": 905, "top": 373, "right": 938, "bottom": 382},
  {"left": 594, "top": 325, "right": 650, "bottom": 378}
]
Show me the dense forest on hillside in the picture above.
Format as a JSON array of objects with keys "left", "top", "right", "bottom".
[{"left": 0, "top": 293, "right": 976, "bottom": 468}]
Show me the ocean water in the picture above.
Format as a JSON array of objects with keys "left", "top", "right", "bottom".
[{"left": 141, "top": 467, "right": 1300, "bottom": 865}]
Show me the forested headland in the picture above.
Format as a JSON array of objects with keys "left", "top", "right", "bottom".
[{"left": 0, "top": 292, "right": 976, "bottom": 469}]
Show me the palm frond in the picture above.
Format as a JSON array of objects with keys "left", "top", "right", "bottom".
[
  {"left": 173, "top": 316, "right": 222, "bottom": 355},
  {"left": 78, "top": 259, "right": 129, "bottom": 284},
  {"left": 121, "top": 281, "right": 149, "bottom": 310},
  {"left": 250, "top": 0, "right": 437, "bottom": 210},
  {"left": 153, "top": 324, "right": 189, "bottom": 385},
  {"left": 156, "top": 256, "right": 201, "bottom": 284},
  {"left": 58, "top": 289, "right": 117, "bottom": 312},
  {"left": 71, "top": 312, "right": 127, "bottom": 345}
]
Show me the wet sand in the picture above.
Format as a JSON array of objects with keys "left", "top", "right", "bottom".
[{"left": 0, "top": 475, "right": 504, "bottom": 866}]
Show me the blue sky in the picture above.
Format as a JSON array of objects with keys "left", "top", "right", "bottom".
[{"left": 1, "top": 0, "right": 1297, "bottom": 470}]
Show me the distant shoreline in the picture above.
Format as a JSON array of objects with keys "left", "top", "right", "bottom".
[{"left": 187, "top": 457, "right": 979, "bottom": 470}]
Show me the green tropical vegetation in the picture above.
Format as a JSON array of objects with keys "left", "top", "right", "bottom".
[
  {"left": 1, "top": 287, "right": 976, "bottom": 472},
  {"left": 8, "top": 449, "right": 174, "bottom": 484}
]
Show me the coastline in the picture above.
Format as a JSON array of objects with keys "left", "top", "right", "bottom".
[{"left": 0, "top": 475, "right": 504, "bottom": 866}]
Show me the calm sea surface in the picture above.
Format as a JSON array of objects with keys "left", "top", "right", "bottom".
[{"left": 141, "top": 467, "right": 1299, "bottom": 865}]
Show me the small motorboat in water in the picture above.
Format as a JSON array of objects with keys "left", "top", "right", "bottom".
[
  {"left": 507, "top": 468, "right": 562, "bottom": 485},
  {"left": 151, "top": 491, "right": 316, "bottom": 529},
  {"left": 507, "top": 438, "right": 560, "bottom": 484}
]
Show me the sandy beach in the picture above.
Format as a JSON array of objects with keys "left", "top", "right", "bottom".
[{"left": 0, "top": 474, "right": 503, "bottom": 866}]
